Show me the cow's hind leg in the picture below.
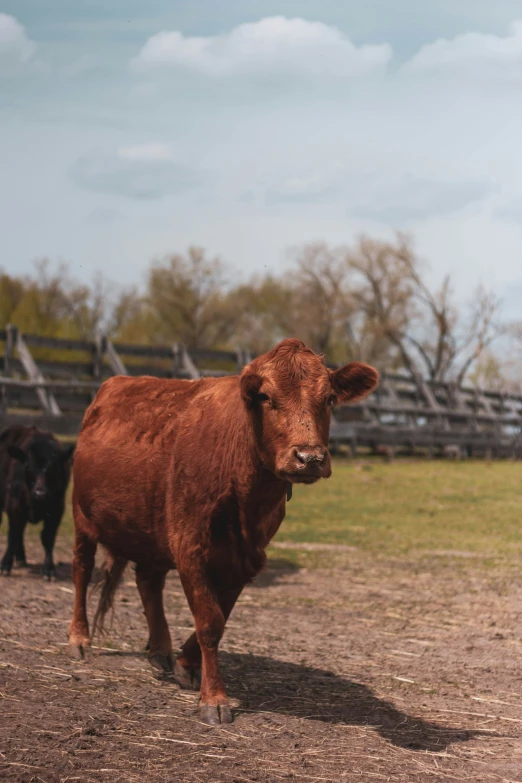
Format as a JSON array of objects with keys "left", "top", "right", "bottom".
[
  {"left": 68, "top": 514, "right": 97, "bottom": 659},
  {"left": 175, "top": 586, "right": 242, "bottom": 693},
  {"left": 136, "top": 565, "right": 173, "bottom": 675},
  {"left": 174, "top": 632, "right": 202, "bottom": 691}
]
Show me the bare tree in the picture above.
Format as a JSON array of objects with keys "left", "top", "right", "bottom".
[
  {"left": 346, "top": 235, "right": 417, "bottom": 371},
  {"left": 0, "top": 270, "right": 26, "bottom": 327},
  {"left": 227, "top": 275, "right": 297, "bottom": 355},
  {"left": 146, "top": 247, "right": 240, "bottom": 349},
  {"left": 235, "top": 243, "right": 353, "bottom": 361},
  {"left": 291, "top": 242, "right": 351, "bottom": 356},
  {"left": 0, "top": 238, "right": 508, "bottom": 387},
  {"left": 62, "top": 272, "right": 113, "bottom": 339},
  {"left": 2, "top": 260, "right": 111, "bottom": 339},
  {"left": 452, "top": 287, "right": 505, "bottom": 385},
  {"left": 346, "top": 234, "right": 506, "bottom": 383}
]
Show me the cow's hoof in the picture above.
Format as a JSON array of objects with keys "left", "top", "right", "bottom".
[
  {"left": 68, "top": 641, "right": 91, "bottom": 661},
  {"left": 0, "top": 567, "right": 11, "bottom": 577},
  {"left": 174, "top": 659, "right": 201, "bottom": 691},
  {"left": 148, "top": 651, "right": 174, "bottom": 676},
  {"left": 200, "top": 704, "right": 233, "bottom": 725}
]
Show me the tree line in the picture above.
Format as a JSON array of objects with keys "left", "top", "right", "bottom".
[{"left": 0, "top": 234, "right": 517, "bottom": 389}]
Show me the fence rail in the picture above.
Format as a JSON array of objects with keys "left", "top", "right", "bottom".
[{"left": 1, "top": 325, "right": 521, "bottom": 456}]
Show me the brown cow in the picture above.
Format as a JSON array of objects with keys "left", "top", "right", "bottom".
[{"left": 69, "top": 338, "right": 378, "bottom": 724}]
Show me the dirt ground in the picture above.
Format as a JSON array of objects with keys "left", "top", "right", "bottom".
[{"left": 1, "top": 535, "right": 521, "bottom": 783}]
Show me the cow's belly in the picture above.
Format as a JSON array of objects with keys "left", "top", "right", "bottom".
[{"left": 97, "top": 523, "right": 174, "bottom": 569}]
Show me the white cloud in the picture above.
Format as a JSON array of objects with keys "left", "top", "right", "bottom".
[
  {"left": 349, "top": 175, "right": 493, "bottom": 222},
  {"left": 263, "top": 167, "right": 492, "bottom": 220},
  {"left": 70, "top": 147, "right": 202, "bottom": 200},
  {"left": 494, "top": 196, "right": 522, "bottom": 223},
  {"left": 117, "top": 143, "right": 174, "bottom": 162},
  {"left": 0, "top": 13, "right": 35, "bottom": 73},
  {"left": 406, "top": 19, "right": 522, "bottom": 74},
  {"left": 265, "top": 168, "right": 342, "bottom": 204},
  {"left": 132, "top": 16, "right": 392, "bottom": 79},
  {"left": 87, "top": 207, "right": 121, "bottom": 224}
]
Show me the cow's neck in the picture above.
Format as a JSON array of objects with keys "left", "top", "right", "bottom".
[{"left": 213, "top": 388, "right": 288, "bottom": 512}]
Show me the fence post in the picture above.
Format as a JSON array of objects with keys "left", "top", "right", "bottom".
[
  {"left": 236, "top": 348, "right": 253, "bottom": 371},
  {"left": 180, "top": 346, "right": 201, "bottom": 380},
  {"left": 90, "top": 334, "right": 105, "bottom": 401},
  {"left": 92, "top": 335, "right": 104, "bottom": 382},
  {"left": 172, "top": 343, "right": 181, "bottom": 377},
  {"left": 1, "top": 324, "right": 16, "bottom": 414},
  {"left": 16, "top": 330, "right": 61, "bottom": 415},
  {"left": 104, "top": 337, "right": 128, "bottom": 376}
]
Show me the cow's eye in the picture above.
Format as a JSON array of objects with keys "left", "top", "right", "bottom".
[
  {"left": 255, "top": 392, "right": 270, "bottom": 404},
  {"left": 327, "top": 395, "right": 335, "bottom": 407}
]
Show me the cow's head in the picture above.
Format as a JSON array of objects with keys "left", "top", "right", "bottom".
[
  {"left": 8, "top": 436, "right": 75, "bottom": 502},
  {"left": 240, "top": 338, "right": 379, "bottom": 484}
]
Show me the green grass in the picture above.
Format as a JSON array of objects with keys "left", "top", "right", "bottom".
[
  {"left": 37, "top": 459, "right": 522, "bottom": 562},
  {"left": 278, "top": 460, "right": 522, "bottom": 558}
]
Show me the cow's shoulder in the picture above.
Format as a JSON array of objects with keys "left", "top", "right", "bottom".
[
  {"left": 0, "top": 427, "right": 33, "bottom": 486},
  {"left": 5, "top": 459, "right": 28, "bottom": 503}
]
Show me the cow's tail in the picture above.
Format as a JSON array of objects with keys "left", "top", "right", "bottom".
[{"left": 90, "top": 553, "right": 128, "bottom": 638}]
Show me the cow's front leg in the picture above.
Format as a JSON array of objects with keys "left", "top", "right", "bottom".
[
  {"left": 41, "top": 516, "right": 60, "bottom": 580},
  {"left": 178, "top": 565, "right": 236, "bottom": 725},
  {"left": 1, "top": 512, "right": 24, "bottom": 575},
  {"left": 175, "top": 585, "right": 242, "bottom": 693},
  {"left": 14, "top": 518, "right": 28, "bottom": 567}
]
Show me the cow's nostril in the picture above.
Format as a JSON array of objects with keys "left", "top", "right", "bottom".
[{"left": 295, "top": 449, "right": 325, "bottom": 465}]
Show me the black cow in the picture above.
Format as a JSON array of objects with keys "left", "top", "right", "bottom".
[{"left": 0, "top": 426, "right": 74, "bottom": 579}]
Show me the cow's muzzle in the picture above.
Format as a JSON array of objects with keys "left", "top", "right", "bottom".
[
  {"left": 282, "top": 447, "right": 331, "bottom": 483},
  {"left": 295, "top": 447, "right": 327, "bottom": 465}
]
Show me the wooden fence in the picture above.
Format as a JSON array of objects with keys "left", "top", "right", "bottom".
[{"left": 1, "top": 325, "right": 521, "bottom": 457}]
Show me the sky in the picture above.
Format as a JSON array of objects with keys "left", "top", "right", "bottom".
[{"left": 1, "top": 1, "right": 522, "bottom": 313}]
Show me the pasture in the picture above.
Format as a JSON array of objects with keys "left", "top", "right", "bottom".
[{"left": 1, "top": 459, "right": 521, "bottom": 782}]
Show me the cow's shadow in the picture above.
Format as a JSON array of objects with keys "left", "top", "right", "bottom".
[
  {"left": 22, "top": 558, "right": 296, "bottom": 587},
  {"left": 219, "top": 651, "right": 485, "bottom": 752},
  {"left": 253, "top": 558, "right": 300, "bottom": 588},
  {"left": 26, "top": 560, "right": 108, "bottom": 583},
  {"left": 26, "top": 560, "right": 73, "bottom": 581}
]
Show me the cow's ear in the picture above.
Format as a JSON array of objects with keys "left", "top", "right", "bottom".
[
  {"left": 329, "top": 362, "right": 379, "bottom": 405},
  {"left": 8, "top": 445, "right": 27, "bottom": 463},
  {"left": 240, "top": 371, "right": 263, "bottom": 408},
  {"left": 59, "top": 443, "right": 75, "bottom": 463}
]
